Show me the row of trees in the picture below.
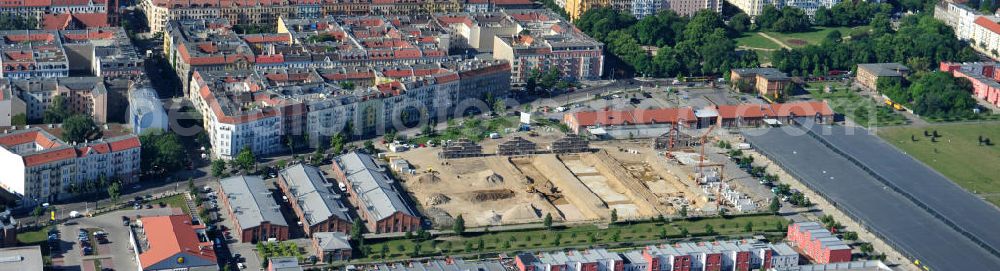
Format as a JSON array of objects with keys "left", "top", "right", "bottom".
[
  {"left": 755, "top": 6, "right": 811, "bottom": 33},
  {"left": 771, "top": 14, "right": 977, "bottom": 77},
  {"left": 813, "top": 1, "right": 893, "bottom": 27},
  {"left": 575, "top": 8, "right": 758, "bottom": 78},
  {"left": 0, "top": 14, "right": 37, "bottom": 30}
]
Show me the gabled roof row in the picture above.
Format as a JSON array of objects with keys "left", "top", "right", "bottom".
[
  {"left": 220, "top": 175, "right": 289, "bottom": 228},
  {"left": 279, "top": 164, "right": 352, "bottom": 226},
  {"left": 336, "top": 151, "right": 416, "bottom": 221}
]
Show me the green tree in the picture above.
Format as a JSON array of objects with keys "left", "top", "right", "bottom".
[
  {"left": 493, "top": 99, "right": 506, "bottom": 115},
  {"left": 543, "top": 213, "right": 553, "bottom": 229},
  {"left": 0, "top": 14, "right": 38, "bottom": 30},
  {"left": 108, "top": 181, "right": 121, "bottom": 203},
  {"left": 139, "top": 129, "right": 186, "bottom": 174},
  {"left": 769, "top": 196, "right": 781, "bottom": 214},
  {"left": 331, "top": 133, "right": 346, "bottom": 154},
  {"left": 363, "top": 140, "right": 375, "bottom": 153},
  {"left": 62, "top": 114, "right": 100, "bottom": 143},
  {"left": 610, "top": 209, "right": 618, "bottom": 223},
  {"left": 679, "top": 205, "right": 688, "bottom": 218},
  {"left": 453, "top": 215, "right": 465, "bottom": 235},
  {"left": 728, "top": 13, "right": 751, "bottom": 33},
  {"left": 43, "top": 96, "right": 69, "bottom": 123},
  {"left": 11, "top": 114, "right": 26, "bottom": 126},
  {"left": 350, "top": 219, "right": 364, "bottom": 241},
  {"left": 680, "top": 227, "right": 689, "bottom": 237},
  {"left": 705, "top": 224, "right": 716, "bottom": 235},
  {"left": 744, "top": 221, "right": 753, "bottom": 232},
  {"left": 234, "top": 146, "right": 256, "bottom": 172},
  {"left": 211, "top": 160, "right": 227, "bottom": 177}
]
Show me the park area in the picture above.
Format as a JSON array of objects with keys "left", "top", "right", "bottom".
[
  {"left": 878, "top": 123, "right": 1000, "bottom": 206},
  {"left": 763, "top": 26, "right": 868, "bottom": 48},
  {"left": 736, "top": 26, "right": 868, "bottom": 64},
  {"left": 363, "top": 215, "right": 787, "bottom": 261},
  {"left": 805, "top": 82, "right": 908, "bottom": 127}
]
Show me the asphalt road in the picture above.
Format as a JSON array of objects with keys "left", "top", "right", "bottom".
[{"left": 744, "top": 126, "right": 1000, "bottom": 270}]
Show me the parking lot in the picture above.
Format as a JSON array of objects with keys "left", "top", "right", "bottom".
[{"left": 52, "top": 208, "right": 177, "bottom": 271}]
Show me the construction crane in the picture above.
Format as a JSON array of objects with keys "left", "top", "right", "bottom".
[{"left": 697, "top": 125, "right": 715, "bottom": 171}]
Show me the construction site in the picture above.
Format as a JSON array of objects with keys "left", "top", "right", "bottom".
[{"left": 385, "top": 124, "right": 769, "bottom": 227}]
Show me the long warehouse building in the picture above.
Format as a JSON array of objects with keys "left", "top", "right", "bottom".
[{"left": 744, "top": 123, "right": 1000, "bottom": 270}]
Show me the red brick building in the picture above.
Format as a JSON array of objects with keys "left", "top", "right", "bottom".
[
  {"left": 311, "top": 232, "right": 352, "bottom": 263},
  {"left": 220, "top": 175, "right": 290, "bottom": 243},
  {"left": 277, "top": 164, "right": 353, "bottom": 236},
  {"left": 330, "top": 152, "right": 420, "bottom": 234},
  {"left": 940, "top": 62, "right": 1000, "bottom": 108},
  {"left": 787, "top": 222, "right": 852, "bottom": 264}
]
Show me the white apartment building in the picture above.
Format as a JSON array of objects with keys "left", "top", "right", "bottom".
[
  {"left": 189, "top": 70, "right": 283, "bottom": 160},
  {"left": 936, "top": 1, "right": 1000, "bottom": 59},
  {"left": 0, "top": 128, "right": 140, "bottom": 206}
]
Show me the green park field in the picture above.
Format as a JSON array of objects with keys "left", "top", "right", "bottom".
[
  {"left": 878, "top": 123, "right": 1000, "bottom": 206},
  {"left": 765, "top": 26, "right": 869, "bottom": 47}
]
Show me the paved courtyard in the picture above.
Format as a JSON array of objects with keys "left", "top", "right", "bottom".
[{"left": 53, "top": 208, "right": 179, "bottom": 271}]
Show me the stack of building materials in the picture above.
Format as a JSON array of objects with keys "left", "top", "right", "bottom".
[
  {"left": 498, "top": 137, "right": 538, "bottom": 156},
  {"left": 439, "top": 139, "right": 483, "bottom": 159},
  {"left": 549, "top": 135, "right": 590, "bottom": 154}
]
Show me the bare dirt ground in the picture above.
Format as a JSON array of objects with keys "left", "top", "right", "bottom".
[{"left": 392, "top": 146, "right": 563, "bottom": 227}]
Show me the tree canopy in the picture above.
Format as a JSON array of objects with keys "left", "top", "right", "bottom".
[
  {"left": 813, "top": 1, "right": 893, "bottom": 27},
  {"left": 575, "top": 8, "right": 758, "bottom": 78},
  {"left": 0, "top": 14, "right": 37, "bottom": 30},
  {"left": 139, "top": 129, "right": 187, "bottom": 174},
  {"left": 755, "top": 6, "right": 811, "bottom": 32},
  {"left": 62, "top": 115, "right": 100, "bottom": 143},
  {"left": 772, "top": 14, "right": 977, "bottom": 77}
]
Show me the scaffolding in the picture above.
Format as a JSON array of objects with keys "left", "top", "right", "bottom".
[
  {"left": 439, "top": 139, "right": 483, "bottom": 159},
  {"left": 654, "top": 129, "right": 697, "bottom": 150},
  {"left": 549, "top": 135, "right": 590, "bottom": 154},
  {"left": 497, "top": 136, "right": 538, "bottom": 156}
]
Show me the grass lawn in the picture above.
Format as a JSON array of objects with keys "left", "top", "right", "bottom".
[
  {"left": 150, "top": 194, "right": 191, "bottom": 215},
  {"left": 17, "top": 225, "right": 54, "bottom": 245},
  {"left": 806, "top": 83, "right": 908, "bottom": 127},
  {"left": 364, "top": 215, "right": 787, "bottom": 260},
  {"left": 765, "top": 26, "right": 869, "bottom": 48},
  {"left": 735, "top": 33, "right": 782, "bottom": 50},
  {"left": 877, "top": 123, "right": 1000, "bottom": 206},
  {"left": 408, "top": 116, "right": 519, "bottom": 145}
]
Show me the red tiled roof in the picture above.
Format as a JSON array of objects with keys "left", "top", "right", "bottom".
[
  {"left": 717, "top": 104, "right": 773, "bottom": 119},
  {"left": 23, "top": 148, "right": 77, "bottom": 167},
  {"left": 39, "top": 13, "right": 108, "bottom": 31},
  {"left": 42, "top": 14, "right": 72, "bottom": 30},
  {"left": 0, "top": 0, "right": 52, "bottom": 7},
  {"left": 0, "top": 131, "right": 63, "bottom": 150},
  {"left": 72, "top": 13, "right": 110, "bottom": 28},
  {"left": 109, "top": 136, "right": 141, "bottom": 152},
  {"left": 769, "top": 101, "right": 834, "bottom": 117},
  {"left": 493, "top": 0, "right": 532, "bottom": 5},
  {"left": 976, "top": 16, "right": 1000, "bottom": 35},
  {"left": 139, "top": 215, "right": 217, "bottom": 269},
  {"left": 717, "top": 101, "right": 833, "bottom": 119}
]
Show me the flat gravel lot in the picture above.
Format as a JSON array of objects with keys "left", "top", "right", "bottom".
[{"left": 744, "top": 126, "right": 1000, "bottom": 270}]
